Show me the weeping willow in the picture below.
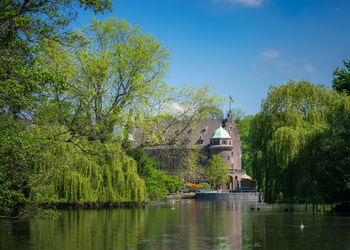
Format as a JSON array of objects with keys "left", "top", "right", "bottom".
[
  {"left": 30, "top": 135, "right": 146, "bottom": 204},
  {"left": 250, "top": 80, "right": 342, "bottom": 203}
]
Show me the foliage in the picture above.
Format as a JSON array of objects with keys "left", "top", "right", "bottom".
[
  {"left": 135, "top": 83, "right": 224, "bottom": 146},
  {"left": 0, "top": 117, "right": 38, "bottom": 216},
  {"left": 163, "top": 175, "right": 183, "bottom": 193},
  {"left": 126, "top": 147, "right": 183, "bottom": 200},
  {"left": 0, "top": 0, "right": 111, "bottom": 115},
  {"left": 30, "top": 132, "right": 146, "bottom": 204},
  {"left": 38, "top": 17, "right": 171, "bottom": 142},
  {"left": 250, "top": 80, "right": 350, "bottom": 203},
  {"left": 332, "top": 60, "right": 350, "bottom": 95},
  {"left": 202, "top": 106, "right": 224, "bottom": 120},
  {"left": 177, "top": 148, "right": 205, "bottom": 183},
  {"left": 204, "top": 154, "right": 229, "bottom": 188},
  {"left": 231, "top": 108, "right": 246, "bottom": 121},
  {"left": 235, "top": 115, "right": 254, "bottom": 176},
  {"left": 199, "top": 182, "right": 212, "bottom": 190},
  {"left": 0, "top": 118, "right": 147, "bottom": 217},
  {"left": 0, "top": 1, "right": 223, "bottom": 216}
]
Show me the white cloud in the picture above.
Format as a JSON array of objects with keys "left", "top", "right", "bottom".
[
  {"left": 261, "top": 49, "right": 280, "bottom": 59},
  {"left": 303, "top": 63, "right": 317, "bottom": 73},
  {"left": 161, "top": 102, "right": 184, "bottom": 114},
  {"left": 211, "top": 0, "right": 266, "bottom": 7}
]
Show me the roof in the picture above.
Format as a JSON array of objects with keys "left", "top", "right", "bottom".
[
  {"left": 132, "top": 113, "right": 242, "bottom": 148},
  {"left": 210, "top": 125, "right": 231, "bottom": 139},
  {"left": 241, "top": 173, "right": 252, "bottom": 179}
]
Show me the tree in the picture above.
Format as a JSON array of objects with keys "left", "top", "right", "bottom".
[
  {"left": 126, "top": 147, "right": 183, "bottom": 200},
  {"left": 177, "top": 148, "right": 205, "bottom": 183},
  {"left": 202, "top": 106, "right": 224, "bottom": 120},
  {"left": 0, "top": 0, "right": 112, "bottom": 116},
  {"left": 0, "top": 0, "right": 113, "bottom": 217},
  {"left": 231, "top": 108, "right": 246, "bottom": 122},
  {"left": 204, "top": 154, "right": 229, "bottom": 188},
  {"left": 135, "top": 83, "right": 224, "bottom": 146},
  {"left": 235, "top": 115, "right": 254, "bottom": 176},
  {"left": 38, "top": 17, "right": 171, "bottom": 142},
  {"left": 332, "top": 60, "right": 350, "bottom": 95},
  {"left": 250, "top": 80, "right": 350, "bottom": 203}
]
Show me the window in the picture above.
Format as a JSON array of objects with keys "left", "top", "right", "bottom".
[
  {"left": 231, "top": 151, "right": 233, "bottom": 157},
  {"left": 197, "top": 136, "right": 204, "bottom": 145},
  {"left": 228, "top": 156, "right": 230, "bottom": 161}
]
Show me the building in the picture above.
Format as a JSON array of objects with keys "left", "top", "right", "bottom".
[{"left": 133, "top": 112, "right": 246, "bottom": 190}]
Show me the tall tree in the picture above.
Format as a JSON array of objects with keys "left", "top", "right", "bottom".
[
  {"left": 177, "top": 148, "right": 205, "bottom": 183},
  {"left": 332, "top": 60, "right": 350, "bottom": 95},
  {"left": 38, "top": 17, "right": 171, "bottom": 142},
  {"left": 0, "top": 0, "right": 112, "bottom": 217},
  {"left": 235, "top": 115, "right": 254, "bottom": 176},
  {"left": 250, "top": 80, "right": 350, "bottom": 203},
  {"left": 0, "top": 0, "right": 112, "bottom": 116},
  {"left": 204, "top": 154, "right": 229, "bottom": 188}
]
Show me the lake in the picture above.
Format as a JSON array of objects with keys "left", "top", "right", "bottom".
[{"left": 1, "top": 200, "right": 349, "bottom": 249}]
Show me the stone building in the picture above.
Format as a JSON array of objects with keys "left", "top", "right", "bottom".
[{"left": 133, "top": 112, "right": 246, "bottom": 190}]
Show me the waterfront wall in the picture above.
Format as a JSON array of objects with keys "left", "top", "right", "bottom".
[{"left": 195, "top": 191, "right": 261, "bottom": 202}]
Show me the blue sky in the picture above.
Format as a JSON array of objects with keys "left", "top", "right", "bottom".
[{"left": 76, "top": 0, "right": 350, "bottom": 115}]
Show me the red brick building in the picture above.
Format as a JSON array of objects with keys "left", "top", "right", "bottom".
[{"left": 133, "top": 112, "right": 246, "bottom": 190}]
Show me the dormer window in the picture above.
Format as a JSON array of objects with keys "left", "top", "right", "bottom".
[
  {"left": 201, "top": 128, "right": 207, "bottom": 133},
  {"left": 197, "top": 135, "right": 204, "bottom": 145}
]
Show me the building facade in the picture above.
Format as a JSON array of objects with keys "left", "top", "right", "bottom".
[{"left": 133, "top": 112, "right": 246, "bottom": 190}]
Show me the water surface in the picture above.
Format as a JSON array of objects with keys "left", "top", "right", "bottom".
[{"left": 1, "top": 201, "right": 349, "bottom": 249}]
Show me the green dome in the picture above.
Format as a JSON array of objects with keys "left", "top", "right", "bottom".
[
  {"left": 210, "top": 125, "right": 231, "bottom": 139},
  {"left": 241, "top": 173, "right": 252, "bottom": 179}
]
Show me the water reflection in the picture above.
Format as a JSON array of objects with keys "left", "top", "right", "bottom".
[{"left": 1, "top": 201, "right": 350, "bottom": 250}]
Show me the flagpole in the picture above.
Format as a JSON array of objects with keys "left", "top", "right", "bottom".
[{"left": 229, "top": 95, "right": 231, "bottom": 114}]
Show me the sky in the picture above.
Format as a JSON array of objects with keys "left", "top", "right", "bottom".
[{"left": 76, "top": 0, "right": 350, "bottom": 115}]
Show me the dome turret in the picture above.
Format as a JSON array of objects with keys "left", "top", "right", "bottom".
[{"left": 210, "top": 125, "right": 231, "bottom": 139}]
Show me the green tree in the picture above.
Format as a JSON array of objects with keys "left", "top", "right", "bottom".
[
  {"left": 235, "top": 115, "right": 254, "bottom": 176},
  {"left": 0, "top": 0, "right": 112, "bottom": 217},
  {"left": 0, "top": 0, "right": 111, "bottom": 115},
  {"left": 38, "top": 17, "right": 170, "bottom": 142},
  {"left": 126, "top": 147, "right": 183, "bottom": 200},
  {"left": 136, "top": 83, "right": 224, "bottom": 146},
  {"left": 332, "top": 60, "right": 350, "bottom": 95},
  {"left": 250, "top": 80, "right": 350, "bottom": 203},
  {"left": 204, "top": 154, "right": 229, "bottom": 188},
  {"left": 177, "top": 148, "right": 205, "bottom": 183}
]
